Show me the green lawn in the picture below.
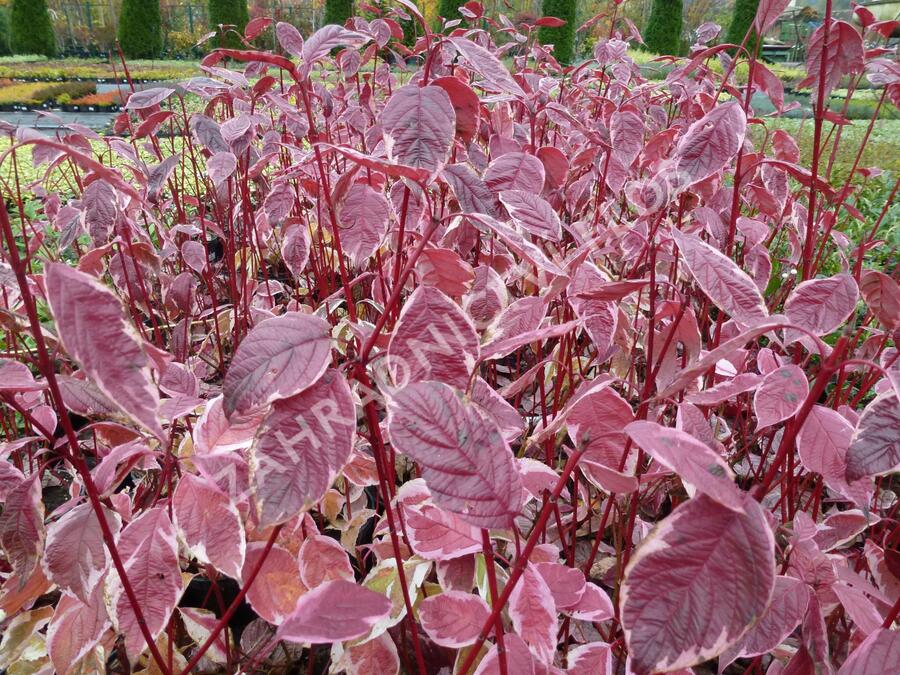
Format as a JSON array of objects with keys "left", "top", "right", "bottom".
[{"left": 763, "top": 118, "right": 900, "bottom": 177}]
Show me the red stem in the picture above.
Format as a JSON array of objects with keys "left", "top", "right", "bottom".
[{"left": 0, "top": 204, "right": 171, "bottom": 675}]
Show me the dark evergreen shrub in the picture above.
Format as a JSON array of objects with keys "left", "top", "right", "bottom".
[
  {"left": 118, "top": 0, "right": 163, "bottom": 59},
  {"left": 10, "top": 0, "right": 56, "bottom": 57}
]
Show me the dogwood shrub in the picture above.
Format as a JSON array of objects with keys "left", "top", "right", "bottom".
[{"left": 0, "top": 2, "right": 898, "bottom": 673}]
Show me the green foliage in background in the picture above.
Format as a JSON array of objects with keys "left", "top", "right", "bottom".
[
  {"left": 325, "top": 0, "right": 354, "bottom": 26},
  {"left": 643, "top": 0, "right": 683, "bottom": 56},
  {"left": 10, "top": 0, "right": 56, "bottom": 57},
  {"left": 0, "top": 6, "right": 11, "bottom": 56},
  {"left": 118, "top": 0, "right": 163, "bottom": 59},
  {"left": 438, "top": 0, "right": 467, "bottom": 20},
  {"left": 726, "top": 0, "right": 760, "bottom": 53},
  {"left": 208, "top": 0, "right": 249, "bottom": 49},
  {"left": 538, "top": 0, "right": 577, "bottom": 65}
]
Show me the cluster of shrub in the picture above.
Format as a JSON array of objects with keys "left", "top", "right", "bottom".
[
  {"left": 0, "top": 0, "right": 252, "bottom": 59},
  {"left": 0, "top": 0, "right": 769, "bottom": 66},
  {"left": 0, "top": 79, "right": 125, "bottom": 109}
]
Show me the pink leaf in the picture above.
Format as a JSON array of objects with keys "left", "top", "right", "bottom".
[
  {"left": 833, "top": 582, "right": 883, "bottom": 635},
  {"left": 678, "top": 402, "right": 725, "bottom": 453},
  {"left": 277, "top": 579, "right": 391, "bottom": 643},
  {"left": 846, "top": 393, "right": 900, "bottom": 480},
  {"left": 180, "top": 607, "right": 230, "bottom": 665},
  {"left": 656, "top": 318, "right": 792, "bottom": 400},
  {"left": 419, "top": 590, "right": 491, "bottom": 647},
  {"left": 43, "top": 502, "right": 120, "bottom": 602},
  {"left": 0, "top": 358, "right": 43, "bottom": 392},
  {"left": 471, "top": 377, "right": 525, "bottom": 443},
  {"left": 0, "top": 474, "right": 44, "bottom": 581},
  {"left": 56, "top": 375, "right": 120, "bottom": 420},
  {"left": 223, "top": 311, "right": 332, "bottom": 417},
  {"left": 499, "top": 190, "right": 562, "bottom": 242},
  {"left": 443, "top": 163, "right": 499, "bottom": 216},
  {"left": 754, "top": 0, "right": 792, "bottom": 34},
  {"left": 275, "top": 21, "right": 304, "bottom": 57},
  {"left": 263, "top": 180, "right": 296, "bottom": 223},
  {"left": 672, "top": 230, "right": 768, "bottom": 326},
  {"left": 109, "top": 507, "right": 181, "bottom": 662},
  {"left": 859, "top": 270, "right": 900, "bottom": 330},
  {"left": 625, "top": 421, "right": 743, "bottom": 511},
  {"left": 338, "top": 632, "right": 400, "bottom": 675},
  {"left": 242, "top": 543, "right": 305, "bottom": 624},
  {"left": 837, "top": 628, "right": 900, "bottom": 675},
  {"left": 387, "top": 286, "right": 479, "bottom": 389},
  {"left": 673, "top": 101, "right": 747, "bottom": 186},
  {"left": 382, "top": 84, "right": 456, "bottom": 178},
  {"left": 464, "top": 265, "right": 508, "bottom": 328},
  {"left": 567, "top": 642, "right": 614, "bottom": 675},
  {"left": 509, "top": 563, "right": 558, "bottom": 662},
  {"left": 798, "top": 20, "right": 865, "bottom": 98},
  {"left": 46, "top": 263, "right": 163, "bottom": 439},
  {"left": 417, "top": 247, "right": 476, "bottom": 297},
  {"left": 567, "top": 385, "right": 635, "bottom": 470},
  {"left": 173, "top": 473, "right": 245, "bottom": 579},
  {"left": 0, "top": 460, "right": 25, "bottom": 499},
  {"left": 468, "top": 213, "right": 567, "bottom": 277},
  {"left": 244, "top": 16, "right": 272, "bottom": 40},
  {"left": 298, "top": 535, "right": 354, "bottom": 588},
  {"left": 181, "top": 240, "right": 207, "bottom": 274},
  {"left": 125, "top": 87, "right": 175, "bottom": 110},
  {"left": 436, "top": 556, "right": 476, "bottom": 592},
  {"left": 432, "top": 76, "right": 480, "bottom": 144},
  {"left": 301, "top": 25, "right": 370, "bottom": 69},
  {"left": 784, "top": 273, "right": 859, "bottom": 341},
  {"left": 281, "top": 223, "right": 311, "bottom": 280},
  {"left": 772, "top": 129, "right": 800, "bottom": 162},
  {"left": 81, "top": 179, "right": 116, "bottom": 245},
  {"left": 251, "top": 369, "right": 356, "bottom": 527},
  {"left": 753, "top": 61, "right": 786, "bottom": 110},
  {"left": 474, "top": 633, "right": 535, "bottom": 675},
  {"left": 320, "top": 143, "right": 430, "bottom": 182},
  {"left": 537, "top": 145, "right": 569, "bottom": 189},
  {"left": 685, "top": 373, "right": 763, "bottom": 406},
  {"left": 207, "top": 151, "right": 237, "bottom": 186},
  {"left": 621, "top": 494, "right": 775, "bottom": 675},
  {"left": 485, "top": 152, "right": 546, "bottom": 194},
  {"left": 402, "top": 502, "right": 483, "bottom": 560},
  {"left": 90, "top": 440, "right": 155, "bottom": 497},
  {"left": 565, "top": 582, "right": 615, "bottom": 622},
  {"left": 336, "top": 184, "right": 391, "bottom": 265},
  {"left": 193, "top": 395, "right": 263, "bottom": 454},
  {"left": 535, "top": 562, "right": 587, "bottom": 610},
  {"left": 387, "top": 381, "right": 524, "bottom": 528},
  {"left": 722, "top": 575, "right": 809, "bottom": 665},
  {"left": 47, "top": 585, "right": 111, "bottom": 675},
  {"left": 448, "top": 37, "right": 525, "bottom": 99},
  {"left": 571, "top": 278, "right": 651, "bottom": 303},
  {"left": 814, "top": 509, "right": 878, "bottom": 551},
  {"left": 797, "top": 405, "right": 869, "bottom": 503},
  {"left": 610, "top": 110, "right": 644, "bottom": 167},
  {"left": 535, "top": 16, "right": 567, "bottom": 28},
  {"left": 753, "top": 365, "right": 809, "bottom": 429},
  {"left": 487, "top": 296, "right": 547, "bottom": 345}
]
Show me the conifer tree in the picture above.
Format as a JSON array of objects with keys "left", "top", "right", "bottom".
[
  {"left": 118, "top": 0, "right": 163, "bottom": 59},
  {"left": 10, "top": 0, "right": 56, "bottom": 57},
  {"left": 208, "top": 0, "right": 249, "bottom": 49},
  {"left": 538, "top": 0, "right": 578, "bottom": 65},
  {"left": 643, "top": 0, "right": 683, "bottom": 56}
]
